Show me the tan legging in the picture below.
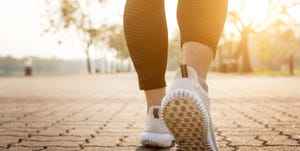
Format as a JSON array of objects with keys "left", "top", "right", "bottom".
[{"left": 124, "top": 0, "right": 228, "bottom": 90}]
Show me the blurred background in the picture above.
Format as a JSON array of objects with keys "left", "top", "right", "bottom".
[{"left": 0, "top": 0, "right": 299, "bottom": 76}]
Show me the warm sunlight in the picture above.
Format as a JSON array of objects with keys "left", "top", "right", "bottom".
[
  {"left": 1, "top": 1, "right": 300, "bottom": 150},
  {"left": 0, "top": 0, "right": 299, "bottom": 60},
  {"left": 240, "top": 0, "right": 269, "bottom": 25}
]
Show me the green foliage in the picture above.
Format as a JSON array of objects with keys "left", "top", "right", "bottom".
[
  {"left": 253, "top": 68, "right": 300, "bottom": 76},
  {"left": 40, "top": 0, "right": 129, "bottom": 72},
  {"left": 251, "top": 26, "right": 300, "bottom": 70},
  {"left": 223, "top": 0, "right": 300, "bottom": 72}
]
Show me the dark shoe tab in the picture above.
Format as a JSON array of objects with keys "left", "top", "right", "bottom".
[
  {"left": 153, "top": 108, "right": 159, "bottom": 118},
  {"left": 181, "top": 64, "right": 188, "bottom": 78}
]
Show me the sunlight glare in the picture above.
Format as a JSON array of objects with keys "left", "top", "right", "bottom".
[{"left": 240, "top": 0, "right": 269, "bottom": 25}]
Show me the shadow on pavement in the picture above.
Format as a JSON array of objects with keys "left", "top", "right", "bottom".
[{"left": 135, "top": 146, "right": 172, "bottom": 151}]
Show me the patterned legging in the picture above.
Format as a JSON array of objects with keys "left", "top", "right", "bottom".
[{"left": 124, "top": 0, "right": 228, "bottom": 90}]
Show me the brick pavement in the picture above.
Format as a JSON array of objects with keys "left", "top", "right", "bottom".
[{"left": 0, "top": 72, "right": 299, "bottom": 151}]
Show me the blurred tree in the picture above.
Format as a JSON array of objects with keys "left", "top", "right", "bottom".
[
  {"left": 252, "top": 25, "right": 299, "bottom": 74},
  {"left": 100, "top": 24, "right": 129, "bottom": 60},
  {"left": 95, "top": 24, "right": 130, "bottom": 72},
  {"left": 217, "top": 32, "right": 240, "bottom": 72},
  {"left": 40, "top": 0, "right": 129, "bottom": 73},
  {"left": 167, "top": 31, "right": 181, "bottom": 70},
  {"left": 0, "top": 56, "right": 23, "bottom": 74},
  {"left": 227, "top": 0, "right": 300, "bottom": 72},
  {"left": 40, "top": 0, "right": 106, "bottom": 74}
]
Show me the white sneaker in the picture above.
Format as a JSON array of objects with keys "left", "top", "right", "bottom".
[
  {"left": 140, "top": 105, "right": 174, "bottom": 147},
  {"left": 161, "top": 65, "right": 218, "bottom": 151}
]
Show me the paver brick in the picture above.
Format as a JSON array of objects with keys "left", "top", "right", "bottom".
[
  {"left": 226, "top": 136, "right": 263, "bottom": 146},
  {"left": 0, "top": 73, "right": 299, "bottom": 150},
  {"left": 0, "top": 136, "right": 20, "bottom": 148},
  {"left": 28, "top": 136, "right": 85, "bottom": 142},
  {"left": 12, "top": 140, "right": 84, "bottom": 147},
  {"left": 83, "top": 136, "right": 121, "bottom": 147},
  {"left": 237, "top": 146, "right": 300, "bottom": 151},
  {"left": 259, "top": 135, "right": 298, "bottom": 145},
  {"left": 7, "top": 146, "right": 44, "bottom": 151}
]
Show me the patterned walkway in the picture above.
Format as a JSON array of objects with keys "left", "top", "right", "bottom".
[{"left": 0, "top": 72, "right": 299, "bottom": 151}]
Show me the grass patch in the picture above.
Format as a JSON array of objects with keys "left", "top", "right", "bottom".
[{"left": 252, "top": 69, "right": 300, "bottom": 76}]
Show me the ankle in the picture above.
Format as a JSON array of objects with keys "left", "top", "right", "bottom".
[
  {"left": 145, "top": 87, "right": 166, "bottom": 110},
  {"left": 198, "top": 77, "right": 209, "bottom": 92}
]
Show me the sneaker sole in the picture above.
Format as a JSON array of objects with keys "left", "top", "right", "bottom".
[
  {"left": 161, "top": 89, "right": 216, "bottom": 151},
  {"left": 140, "top": 132, "right": 173, "bottom": 148}
]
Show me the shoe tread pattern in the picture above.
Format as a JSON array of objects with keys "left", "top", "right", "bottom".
[{"left": 162, "top": 90, "right": 211, "bottom": 150}]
